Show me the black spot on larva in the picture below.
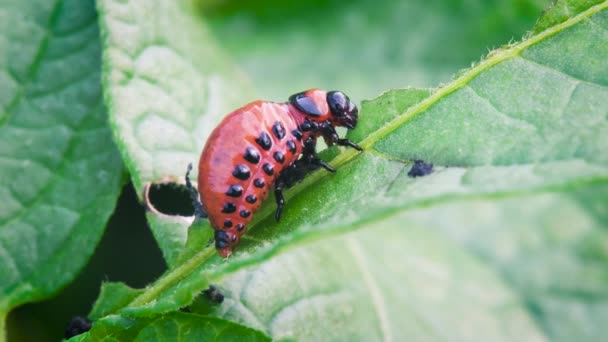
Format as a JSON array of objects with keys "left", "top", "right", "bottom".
[
  {"left": 226, "top": 184, "right": 243, "bottom": 197},
  {"left": 224, "top": 219, "right": 233, "bottom": 228},
  {"left": 232, "top": 164, "right": 251, "bottom": 180},
  {"left": 246, "top": 195, "right": 257, "bottom": 204},
  {"left": 286, "top": 140, "right": 297, "bottom": 154},
  {"left": 240, "top": 209, "right": 251, "bottom": 218},
  {"left": 292, "top": 129, "right": 303, "bottom": 141},
  {"left": 244, "top": 147, "right": 260, "bottom": 164},
  {"left": 221, "top": 202, "right": 236, "bottom": 213},
  {"left": 256, "top": 131, "right": 272, "bottom": 150},
  {"left": 272, "top": 121, "right": 286, "bottom": 140},
  {"left": 263, "top": 163, "right": 274, "bottom": 176},
  {"left": 215, "top": 230, "right": 229, "bottom": 248},
  {"left": 273, "top": 151, "right": 285, "bottom": 163},
  {"left": 236, "top": 224, "right": 245, "bottom": 232},
  {"left": 254, "top": 178, "right": 265, "bottom": 188}
]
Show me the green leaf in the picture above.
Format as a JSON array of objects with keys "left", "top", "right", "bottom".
[
  {"left": 207, "top": 183, "right": 607, "bottom": 341},
  {"left": 87, "top": 0, "right": 608, "bottom": 340},
  {"left": 133, "top": 314, "right": 270, "bottom": 342},
  {"left": 96, "top": 0, "right": 255, "bottom": 266},
  {"left": 70, "top": 312, "right": 270, "bottom": 341},
  {"left": 205, "top": 0, "right": 549, "bottom": 100},
  {"left": 0, "top": 0, "right": 123, "bottom": 336}
]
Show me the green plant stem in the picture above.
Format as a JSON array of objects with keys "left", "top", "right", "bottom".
[{"left": 125, "top": 245, "right": 216, "bottom": 309}]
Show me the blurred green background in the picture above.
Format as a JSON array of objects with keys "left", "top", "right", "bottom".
[
  {"left": 6, "top": 0, "right": 549, "bottom": 340},
  {"left": 202, "top": 0, "right": 548, "bottom": 100}
]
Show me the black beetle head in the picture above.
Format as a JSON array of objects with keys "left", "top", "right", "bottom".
[{"left": 327, "top": 91, "right": 358, "bottom": 129}]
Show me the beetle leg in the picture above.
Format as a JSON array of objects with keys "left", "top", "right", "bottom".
[
  {"left": 301, "top": 135, "right": 336, "bottom": 172},
  {"left": 186, "top": 163, "right": 208, "bottom": 219},
  {"left": 277, "top": 159, "right": 313, "bottom": 189},
  {"left": 302, "top": 136, "right": 317, "bottom": 155},
  {"left": 336, "top": 138, "right": 363, "bottom": 151},
  {"left": 319, "top": 122, "right": 362, "bottom": 151},
  {"left": 312, "top": 158, "right": 336, "bottom": 172},
  {"left": 320, "top": 121, "right": 338, "bottom": 146},
  {"left": 274, "top": 180, "right": 285, "bottom": 222}
]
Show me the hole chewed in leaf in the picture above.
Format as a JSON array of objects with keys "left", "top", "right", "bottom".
[{"left": 144, "top": 181, "right": 196, "bottom": 217}]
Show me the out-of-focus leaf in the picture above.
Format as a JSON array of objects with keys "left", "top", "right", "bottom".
[
  {"left": 0, "top": 0, "right": 123, "bottom": 336},
  {"left": 204, "top": 0, "right": 549, "bottom": 100}
]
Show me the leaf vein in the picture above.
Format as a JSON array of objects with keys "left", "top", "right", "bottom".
[
  {"left": 0, "top": 0, "right": 62, "bottom": 127},
  {"left": 346, "top": 237, "right": 392, "bottom": 342},
  {"left": 465, "top": 85, "right": 538, "bottom": 131},
  {"left": 517, "top": 56, "right": 608, "bottom": 90},
  {"left": 0, "top": 238, "right": 22, "bottom": 283}
]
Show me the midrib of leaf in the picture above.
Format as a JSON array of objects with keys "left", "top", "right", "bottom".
[
  {"left": 118, "top": 2, "right": 608, "bottom": 313},
  {"left": 346, "top": 237, "right": 392, "bottom": 342},
  {"left": 127, "top": 243, "right": 215, "bottom": 308},
  {"left": 0, "top": 0, "right": 61, "bottom": 127}
]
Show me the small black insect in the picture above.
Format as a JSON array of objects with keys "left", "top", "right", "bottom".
[
  {"left": 203, "top": 285, "right": 225, "bottom": 304},
  {"left": 408, "top": 160, "right": 434, "bottom": 177},
  {"left": 64, "top": 316, "right": 92, "bottom": 339}
]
